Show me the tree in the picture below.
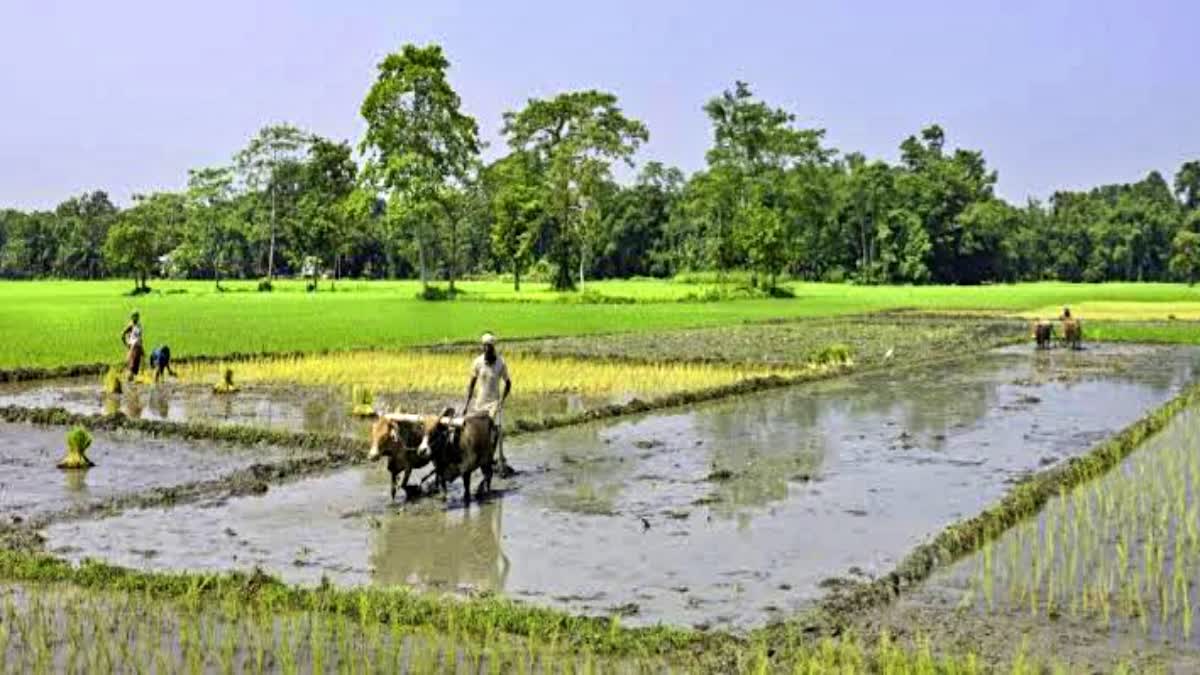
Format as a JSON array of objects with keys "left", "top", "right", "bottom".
[
  {"left": 503, "top": 90, "right": 648, "bottom": 290},
  {"left": 234, "top": 124, "right": 314, "bottom": 281},
  {"left": 1176, "top": 161, "right": 1200, "bottom": 210},
  {"left": 104, "top": 195, "right": 168, "bottom": 291},
  {"left": 296, "top": 137, "right": 357, "bottom": 289},
  {"left": 54, "top": 191, "right": 117, "bottom": 278},
  {"left": 1170, "top": 230, "right": 1200, "bottom": 285},
  {"left": 359, "top": 43, "right": 480, "bottom": 294},
  {"left": 696, "top": 82, "right": 834, "bottom": 288},
  {"left": 489, "top": 154, "right": 541, "bottom": 290},
  {"left": 183, "top": 166, "right": 243, "bottom": 289}
]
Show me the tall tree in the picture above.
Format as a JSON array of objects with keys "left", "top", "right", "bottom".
[
  {"left": 295, "top": 137, "right": 357, "bottom": 289},
  {"left": 502, "top": 90, "right": 648, "bottom": 290},
  {"left": 489, "top": 155, "right": 542, "bottom": 291},
  {"left": 359, "top": 43, "right": 480, "bottom": 294},
  {"left": 183, "top": 166, "right": 242, "bottom": 289},
  {"left": 234, "top": 124, "right": 314, "bottom": 282}
]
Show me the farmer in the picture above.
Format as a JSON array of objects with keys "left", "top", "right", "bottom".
[
  {"left": 1060, "top": 306, "right": 1072, "bottom": 320},
  {"left": 464, "top": 332, "right": 513, "bottom": 476},
  {"left": 120, "top": 311, "right": 145, "bottom": 382},
  {"left": 149, "top": 344, "right": 177, "bottom": 383}
]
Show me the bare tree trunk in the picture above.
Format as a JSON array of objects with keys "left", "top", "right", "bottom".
[
  {"left": 267, "top": 188, "right": 276, "bottom": 281},
  {"left": 417, "top": 238, "right": 428, "bottom": 293},
  {"left": 514, "top": 266, "right": 520, "bottom": 292}
]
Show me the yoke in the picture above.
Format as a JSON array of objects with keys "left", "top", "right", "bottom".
[{"left": 384, "top": 412, "right": 465, "bottom": 428}]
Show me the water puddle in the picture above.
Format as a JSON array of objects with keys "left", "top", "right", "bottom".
[
  {"left": 42, "top": 344, "right": 1200, "bottom": 629},
  {"left": 0, "top": 422, "right": 293, "bottom": 522},
  {"left": 0, "top": 380, "right": 615, "bottom": 437}
]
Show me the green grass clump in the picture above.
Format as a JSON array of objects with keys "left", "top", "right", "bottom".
[
  {"left": 212, "top": 368, "right": 238, "bottom": 394},
  {"left": 813, "top": 343, "right": 854, "bottom": 366},
  {"left": 56, "top": 426, "right": 95, "bottom": 470},
  {"left": 350, "top": 385, "right": 375, "bottom": 417}
]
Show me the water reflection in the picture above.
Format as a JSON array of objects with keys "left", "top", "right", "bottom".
[
  {"left": 148, "top": 387, "right": 170, "bottom": 419},
  {"left": 370, "top": 501, "right": 510, "bottom": 592},
  {"left": 62, "top": 469, "right": 89, "bottom": 493}
]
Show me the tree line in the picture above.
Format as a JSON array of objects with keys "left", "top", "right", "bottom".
[{"left": 3, "top": 43, "right": 1200, "bottom": 292}]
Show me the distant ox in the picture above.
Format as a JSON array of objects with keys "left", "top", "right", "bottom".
[
  {"left": 1032, "top": 321, "right": 1054, "bottom": 350},
  {"left": 1061, "top": 318, "right": 1083, "bottom": 351}
]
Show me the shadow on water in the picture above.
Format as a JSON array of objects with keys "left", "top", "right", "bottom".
[{"left": 41, "top": 344, "right": 1200, "bottom": 630}]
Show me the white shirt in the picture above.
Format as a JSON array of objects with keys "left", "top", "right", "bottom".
[{"left": 470, "top": 354, "right": 509, "bottom": 413}]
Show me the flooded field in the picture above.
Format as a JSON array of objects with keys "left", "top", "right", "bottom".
[
  {"left": 0, "top": 379, "right": 616, "bottom": 436},
  {"left": 42, "top": 344, "right": 1200, "bottom": 630},
  {"left": 871, "top": 405, "right": 1200, "bottom": 658},
  {"left": 0, "top": 422, "right": 294, "bottom": 522}
]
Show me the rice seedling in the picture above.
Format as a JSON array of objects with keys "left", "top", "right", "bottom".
[
  {"left": 55, "top": 426, "right": 95, "bottom": 469},
  {"left": 350, "top": 384, "right": 376, "bottom": 416},
  {"left": 951, "top": 408, "right": 1200, "bottom": 645},
  {"left": 212, "top": 367, "right": 238, "bottom": 394},
  {"left": 101, "top": 367, "right": 123, "bottom": 394},
  {"left": 179, "top": 350, "right": 809, "bottom": 398}
]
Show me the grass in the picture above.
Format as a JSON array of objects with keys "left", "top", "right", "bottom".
[
  {"left": 175, "top": 351, "right": 804, "bottom": 397},
  {"left": 5, "top": 279, "right": 1200, "bottom": 369}
]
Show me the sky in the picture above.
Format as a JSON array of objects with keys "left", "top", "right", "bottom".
[{"left": 1, "top": 0, "right": 1197, "bottom": 209}]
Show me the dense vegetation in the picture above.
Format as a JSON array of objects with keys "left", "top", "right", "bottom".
[{"left": 2, "top": 44, "right": 1200, "bottom": 292}]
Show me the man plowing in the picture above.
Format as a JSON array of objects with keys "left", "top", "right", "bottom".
[{"left": 464, "top": 332, "right": 513, "bottom": 477}]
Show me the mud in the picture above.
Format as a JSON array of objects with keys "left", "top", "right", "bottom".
[
  {"left": 0, "top": 422, "right": 294, "bottom": 523},
  {"left": 41, "top": 344, "right": 1200, "bottom": 630},
  {"left": 0, "top": 379, "right": 614, "bottom": 436}
]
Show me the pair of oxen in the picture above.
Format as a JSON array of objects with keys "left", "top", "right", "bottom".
[
  {"left": 368, "top": 409, "right": 499, "bottom": 504},
  {"left": 1031, "top": 318, "right": 1083, "bottom": 350}
]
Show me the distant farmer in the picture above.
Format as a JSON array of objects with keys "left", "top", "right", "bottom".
[
  {"left": 1060, "top": 306, "right": 1072, "bottom": 320},
  {"left": 149, "top": 345, "right": 177, "bottom": 383},
  {"left": 464, "top": 332, "right": 513, "bottom": 476},
  {"left": 120, "top": 311, "right": 144, "bottom": 382}
]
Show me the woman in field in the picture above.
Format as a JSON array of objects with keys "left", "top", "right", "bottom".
[{"left": 120, "top": 311, "right": 144, "bottom": 382}]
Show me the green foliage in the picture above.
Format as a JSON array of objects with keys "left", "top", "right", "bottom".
[
  {"left": 812, "top": 343, "right": 853, "bottom": 366},
  {"left": 359, "top": 43, "right": 480, "bottom": 293},
  {"left": 502, "top": 89, "right": 648, "bottom": 290},
  {"left": 1170, "top": 230, "right": 1200, "bottom": 285}
]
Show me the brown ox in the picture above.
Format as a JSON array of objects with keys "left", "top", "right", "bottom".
[
  {"left": 418, "top": 407, "right": 497, "bottom": 505},
  {"left": 1031, "top": 321, "right": 1054, "bottom": 349},
  {"left": 1061, "top": 319, "right": 1082, "bottom": 350},
  {"left": 368, "top": 417, "right": 430, "bottom": 501}
]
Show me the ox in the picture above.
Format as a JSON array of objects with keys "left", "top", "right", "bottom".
[
  {"left": 1061, "top": 318, "right": 1083, "bottom": 351},
  {"left": 368, "top": 417, "right": 430, "bottom": 501},
  {"left": 1032, "top": 321, "right": 1054, "bottom": 349},
  {"left": 416, "top": 407, "right": 497, "bottom": 505}
]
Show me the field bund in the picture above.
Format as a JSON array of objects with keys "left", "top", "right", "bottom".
[{"left": 38, "top": 343, "right": 1200, "bottom": 630}]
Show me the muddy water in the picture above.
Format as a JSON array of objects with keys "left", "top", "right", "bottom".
[
  {"left": 43, "top": 345, "right": 1200, "bottom": 629},
  {"left": 0, "top": 379, "right": 613, "bottom": 436},
  {"left": 0, "top": 422, "right": 293, "bottom": 522}
]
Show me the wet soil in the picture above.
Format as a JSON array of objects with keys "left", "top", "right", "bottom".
[
  {"left": 41, "top": 344, "right": 1200, "bottom": 630},
  {"left": 0, "top": 422, "right": 293, "bottom": 523},
  {"left": 0, "top": 379, "right": 615, "bottom": 437}
]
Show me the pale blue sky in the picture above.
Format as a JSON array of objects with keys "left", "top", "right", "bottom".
[{"left": 1, "top": 0, "right": 1196, "bottom": 209}]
